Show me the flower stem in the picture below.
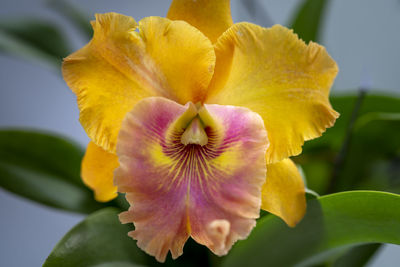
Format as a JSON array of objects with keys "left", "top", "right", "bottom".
[{"left": 327, "top": 88, "right": 367, "bottom": 193}]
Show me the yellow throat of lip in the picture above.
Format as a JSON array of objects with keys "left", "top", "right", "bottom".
[{"left": 181, "top": 116, "right": 208, "bottom": 146}]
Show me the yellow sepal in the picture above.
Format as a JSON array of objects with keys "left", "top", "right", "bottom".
[
  {"left": 261, "top": 159, "right": 306, "bottom": 227},
  {"left": 81, "top": 141, "right": 119, "bottom": 202},
  {"left": 167, "top": 0, "right": 233, "bottom": 43}
]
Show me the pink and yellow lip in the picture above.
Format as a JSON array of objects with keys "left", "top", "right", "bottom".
[{"left": 115, "top": 97, "right": 268, "bottom": 262}]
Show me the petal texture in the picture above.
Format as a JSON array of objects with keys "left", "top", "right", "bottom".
[
  {"left": 63, "top": 13, "right": 215, "bottom": 153},
  {"left": 167, "top": 0, "right": 233, "bottom": 43},
  {"left": 206, "top": 23, "right": 339, "bottom": 163},
  {"left": 115, "top": 97, "right": 268, "bottom": 262},
  {"left": 261, "top": 159, "right": 306, "bottom": 227},
  {"left": 81, "top": 142, "right": 118, "bottom": 202}
]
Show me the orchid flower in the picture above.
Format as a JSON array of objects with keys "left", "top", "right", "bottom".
[{"left": 62, "top": 0, "right": 338, "bottom": 262}]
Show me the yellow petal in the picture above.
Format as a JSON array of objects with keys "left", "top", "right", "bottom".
[
  {"left": 167, "top": 0, "right": 233, "bottom": 43},
  {"left": 81, "top": 141, "right": 118, "bottom": 202},
  {"left": 206, "top": 23, "right": 339, "bottom": 163},
  {"left": 261, "top": 159, "right": 306, "bottom": 227},
  {"left": 63, "top": 13, "right": 215, "bottom": 153}
]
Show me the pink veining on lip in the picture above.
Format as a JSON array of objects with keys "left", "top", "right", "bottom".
[{"left": 115, "top": 97, "right": 268, "bottom": 262}]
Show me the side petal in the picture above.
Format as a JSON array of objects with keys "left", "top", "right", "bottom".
[
  {"left": 81, "top": 142, "right": 118, "bottom": 202},
  {"left": 115, "top": 97, "right": 268, "bottom": 262},
  {"left": 63, "top": 13, "right": 215, "bottom": 153},
  {"left": 261, "top": 159, "right": 306, "bottom": 227},
  {"left": 167, "top": 0, "right": 233, "bottom": 43},
  {"left": 206, "top": 23, "right": 339, "bottom": 163}
]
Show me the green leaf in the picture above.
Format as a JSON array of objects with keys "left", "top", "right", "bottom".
[
  {"left": 221, "top": 191, "right": 400, "bottom": 267},
  {"left": 44, "top": 207, "right": 211, "bottom": 267},
  {"left": 47, "top": 0, "right": 93, "bottom": 39},
  {"left": 339, "top": 113, "right": 400, "bottom": 192},
  {"left": 44, "top": 208, "right": 150, "bottom": 267},
  {"left": 305, "top": 188, "right": 319, "bottom": 200},
  {"left": 327, "top": 94, "right": 400, "bottom": 151},
  {"left": 92, "top": 263, "right": 145, "bottom": 267},
  {"left": 355, "top": 112, "right": 400, "bottom": 130},
  {"left": 0, "top": 29, "right": 58, "bottom": 68},
  {"left": 298, "top": 94, "right": 400, "bottom": 194},
  {"left": 0, "top": 19, "right": 71, "bottom": 68},
  {"left": 333, "top": 243, "right": 381, "bottom": 267},
  {"left": 289, "top": 0, "right": 329, "bottom": 42},
  {"left": 0, "top": 129, "right": 106, "bottom": 213}
]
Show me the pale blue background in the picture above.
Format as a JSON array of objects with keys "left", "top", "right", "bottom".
[{"left": 0, "top": 0, "right": 399, "bottom": 266}]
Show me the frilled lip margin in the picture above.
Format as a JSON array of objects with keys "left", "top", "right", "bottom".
[{"left": 114, "top": 97, "right": 268, "bottom": 262}]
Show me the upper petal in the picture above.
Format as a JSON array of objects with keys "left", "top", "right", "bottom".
[
  {"left": 115, "top": 97, "right": 267, "bottom": 262},
  {"left": 261, "top": 159, "right": 306, "bottom": 227},
  {"left": 81, "top": 141, "right": 119, "bottom": 202},
  {"left": 167, "top": 0, "right": 233, "bottom": 43},
  {"left": 205, "top": 23, "right": 339, "bottom": 163},
  {"left": 63, "top": 13, "right": 215, "bottom": 153}
]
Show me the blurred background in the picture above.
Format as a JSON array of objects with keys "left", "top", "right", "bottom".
[{"left": 0, "top": 0, "right": 399, "bottom": 266}]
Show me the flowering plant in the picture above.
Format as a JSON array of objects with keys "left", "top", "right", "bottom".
[{"left": 1, "top": 0, "right": 400, "bottom": 266}]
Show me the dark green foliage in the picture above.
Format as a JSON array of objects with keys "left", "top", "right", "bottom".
[
  {"left": 0, "top": 19, "right": 71, "bottom": 67},
  {"left": 290, "top": 0, "right": 329, "bottom": 43},
  {"left": 0, "top": 129, "right": 105, "bottom": 213},
  {"left": 222, "top": 191, "right": 400, "bottom": 267}
]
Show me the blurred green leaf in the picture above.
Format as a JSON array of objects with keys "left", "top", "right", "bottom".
[
  {"left": 0, "top": 19, "right": 70, "bottom": 58},
  {"left": 47, "top": 0, "right": 93, "bottom": 39},
  {"left": 0, "top": 19, "right": 71, "bottom": 68},
  {"left": 0, "top": 19, "right": 70, "bottom": 69},
  {"left": 305, "top": 188, "right": 319, "bottom": 200},
  {"left": 44, "top": 208, "right": 149, "bottom": 267},
  {"left": 0, "top": 129, "right": 106, "bottom": 213},
  {"left": 0, "top": 29, "right": 58, "bottom": 68},
  {"left": 355, "top": 112, "right": 400, "bottom": 130},
  {"left": 333, "top": 243, "right": 381, "bottom": 267},
  {"left": 221, "top": 191, "right": 400, "bottom": 267},
  {"left": 44, "top": 207, "right": 211, "bottom": 267},
  {"left": 339, "top": 114, "right": 400, "bottom": 192},
  {"left": 324, "top": 94, "right": 400, "bottom": 149},
  {"left": 92, "top": 263, "right": 145, "bottom": 267},
  {"left": 289, "top": 0, "right": 329, "bottom": 42},
  {"left": 298, "top": 94, "right": 400, "bottom": 194}
]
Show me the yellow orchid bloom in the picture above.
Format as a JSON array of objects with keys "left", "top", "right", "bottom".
[{"left": 62, "top": 0, "right": 338, "bottom": 262}]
